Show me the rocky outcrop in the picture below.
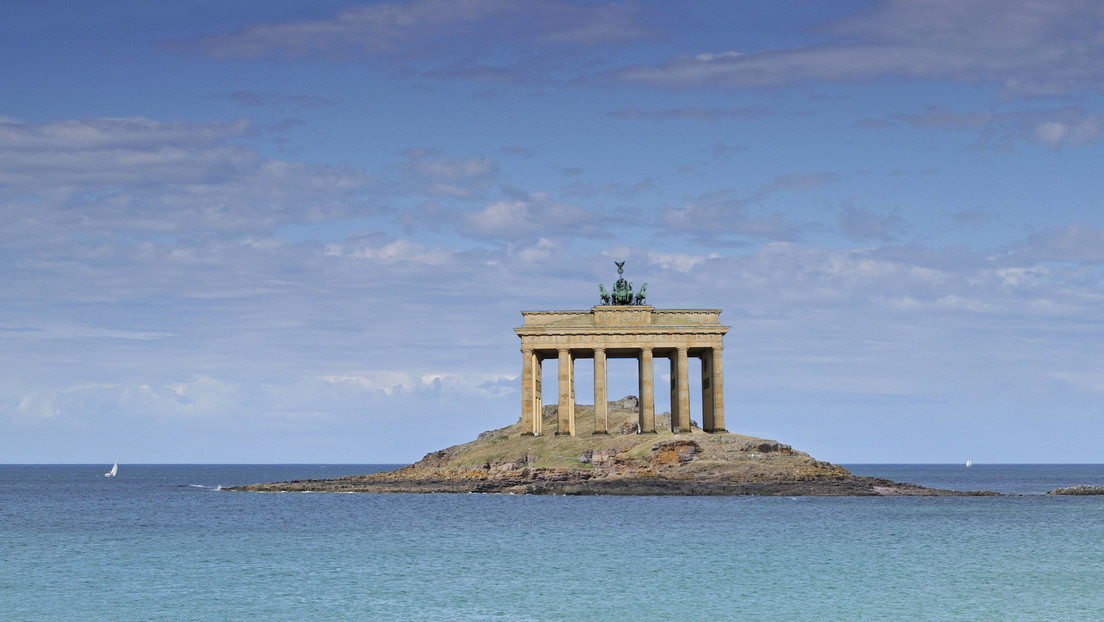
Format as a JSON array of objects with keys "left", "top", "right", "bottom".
[
  {"left": 650, "top": 439, "right": 700, "bottom": 469},
  {"left": 1048, "top": 485, "right": 1104, "bottom": 495},
  {"left": 231, "top": 396, "right": 996, "bottom": 496}
]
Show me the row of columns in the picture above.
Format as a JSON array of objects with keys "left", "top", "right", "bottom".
[{"left": 520, "top": 346, "right": 725, "bottom": 436}]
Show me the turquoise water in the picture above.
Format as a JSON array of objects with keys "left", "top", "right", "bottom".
[{"left": 4, "top": 464, "right": 1104, "bottom": 620}]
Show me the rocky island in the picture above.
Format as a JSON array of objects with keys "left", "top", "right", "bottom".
[
  {"left": 233, "top": 265, "right": 1002, "bottom": 496},
  {"left": 232, "top": 397, "right": 995, "bottom": 496}
]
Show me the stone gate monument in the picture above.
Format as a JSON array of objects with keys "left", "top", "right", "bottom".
[{"left": 515, "top": 263, "right": 728, "bottom": 436}]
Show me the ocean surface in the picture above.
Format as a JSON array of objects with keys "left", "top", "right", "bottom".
[{"left": 4, "top": 464, "right": 1104, "bottom": 621}]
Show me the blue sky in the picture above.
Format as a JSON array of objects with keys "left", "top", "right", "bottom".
[{"left": 4, "top": 0, "right": 1104, "bottom": 463}]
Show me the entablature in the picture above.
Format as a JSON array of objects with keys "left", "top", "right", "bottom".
[{"left": 516, "top": 305, "right": 728, "bottom": 357}]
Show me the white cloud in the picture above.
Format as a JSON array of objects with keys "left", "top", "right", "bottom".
[
  {"left": 17, "top": 392, "right": 60, "bottom": 419},
  {"left": 694, "top": 51, "right": 743, "bottom": 62},
  {"left": 13, "top": 376, "right": 238, "bottom": 422},
  {"left": 461, "top": 193, "right": 605, "bottom": 239},
  {"left": 0, "top": 116, "right": 252, "bottom": 152},
  {"left": 319, "top": 372, "right": 420, "bottom": 396},
  {"left": 399, "top": 149, "right": 498, "bottom": 198},
  {"left": 646, "top": 251, "right": 719, "bottom": 273},
  {"left": 0, "top": 117, "right": 371, "bottom": 244},
  {"left": 463, "top": 200, "right": 528, "bottom": 235},
  {"left": 326, "top": 236, "right": 453, "bottom": 265},
  {"left": 710, "top": 241, "right": 1101, "bottom": 320},
  {"left": 0, "top": 118, "right": 254, "bottom": 191},
  {"left": 1033, "top": 111, "right": 1104, "bottom": 147},
  {"left": 512, "top": 237, "right": 561, "bottom": 263},
  {"left": 318, "top": 370, "right": 514, "bottom": 398}
]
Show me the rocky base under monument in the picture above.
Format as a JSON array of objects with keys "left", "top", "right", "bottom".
[{"left": 231, "top": 397, "right": 997, "bottom": 496}]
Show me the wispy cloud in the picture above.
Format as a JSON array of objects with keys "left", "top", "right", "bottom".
[
  {"left": 616, "top": 1, "right": 1104, "bottom": 97},
  {"left": 609, "top": 105, "right": 770, "bottom": 121},
  {"left": 1032, "top": 110, "right": 1104, "bottom": 148},
  {"left": 0, "top": 117, "right": 370, "bottom": 242},
  {"left": 324, "top": 234, "right": 454, "bottom": 265},
  {"left": 857, "top": 105, "right": 1104, "bottom": 151},
  {"left": 889, "top": 106, "right": 993, "bottom": 129},
  {"left": 398, "top": 148, "right": 498, "bottom": 198},
  {"left": 0, "top": 322, "right": 174, "bottom": 341},
  {"left": 838, "top": 203, "right": 906, "bottom": 242},
  {"left": 461, "top": 193, "right": 606, "bottom": 240},
  {"left": 1014, "top": 224, "right": 1104, "bottom": 263},
  {"left": 162, "top": 0, "right": 650, "bottom": 82},
  {"left": 228, "top": 90, "right": 338, "bottom": 110},
  {"left": 661, "top": 174, "right": 837, "bottom": 242}
]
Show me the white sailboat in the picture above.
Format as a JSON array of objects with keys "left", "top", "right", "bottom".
[
  {"left": 105, "top": 461, "right": 118, "bottom": 477},
  {"left": 965, "top": 459, "right": 972, "bottom": 468}
]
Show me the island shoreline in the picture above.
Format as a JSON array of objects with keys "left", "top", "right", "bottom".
[{"left": 229, "top": 398, "right": 1003, "bottom": 497}]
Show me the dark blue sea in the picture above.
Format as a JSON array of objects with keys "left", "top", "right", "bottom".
[{"left": 4, "top": 464, "right": 1104, "bottom": 621}]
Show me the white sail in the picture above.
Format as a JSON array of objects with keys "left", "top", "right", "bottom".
[
  {"left": 965, "top": 459, "right": 972, "bottom": 468},
  {"left": 105, "top": 461, "right": 117, "bottom": 477}
]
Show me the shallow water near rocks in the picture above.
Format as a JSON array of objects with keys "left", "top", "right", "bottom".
[{"left": 4, "top": 464, "right": 1104, "bottom": 620}]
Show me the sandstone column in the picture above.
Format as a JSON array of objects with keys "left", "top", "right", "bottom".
[
  {"left": 521, "top": 348, "right": 536, "bottom": 436},
  {"left": 708, "top": 345, "right": 726, "bottom": 432},
  {"left": 638, "top": 347, "right": 655, "bottom": 433},
  {"left": 701, "top": 350, "right": 714, "bottom": 433},
  {"left": 557, "top": 348, "right": 576, "bottom": 436},
  {"left": 668, "top": 353, "right": 679, "bottom": 432},
  {"left": 593, "top": 347, "right": 608, "bottom": 434},
  {"left": 676, "top": 346, "right": 690, "bottom": 433},
  {"left": 534, "top": 354, "right": 543, "bottom": 436}
]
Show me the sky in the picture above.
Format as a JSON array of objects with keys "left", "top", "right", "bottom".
[{"left": 3, "top": 0, "right": 1104, "bottom": 464}]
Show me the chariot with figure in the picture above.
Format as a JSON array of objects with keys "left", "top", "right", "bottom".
[{"left": 600, "top": 261, "right": 647, "bottom": 306}]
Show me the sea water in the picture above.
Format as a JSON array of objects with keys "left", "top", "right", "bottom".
[{"left": 3, "top": 464, "right": 1104, "bottom": 621}]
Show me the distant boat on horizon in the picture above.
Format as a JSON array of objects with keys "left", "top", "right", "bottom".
[
  {"left": 105, "top": 461, "right": 118, "bottom": 477},
  {"left": 966, "top": 459, "right": 972, "bottom": 468}
]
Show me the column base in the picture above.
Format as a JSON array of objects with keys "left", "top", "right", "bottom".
[
  {"left": 554, "top": 431, "right": 574, "bottom": 437},
  {"left": 704, "top": 428, "right": 728, "bottom": 434},
  {"left": 637, "top": 429, "right": 658, "bottom": 434},
  {"left": 520, "top": 432, "right": 536, "bottom": 437},
  {"left": 592, "top": 431, "right": 609, "bottom": 436}
]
